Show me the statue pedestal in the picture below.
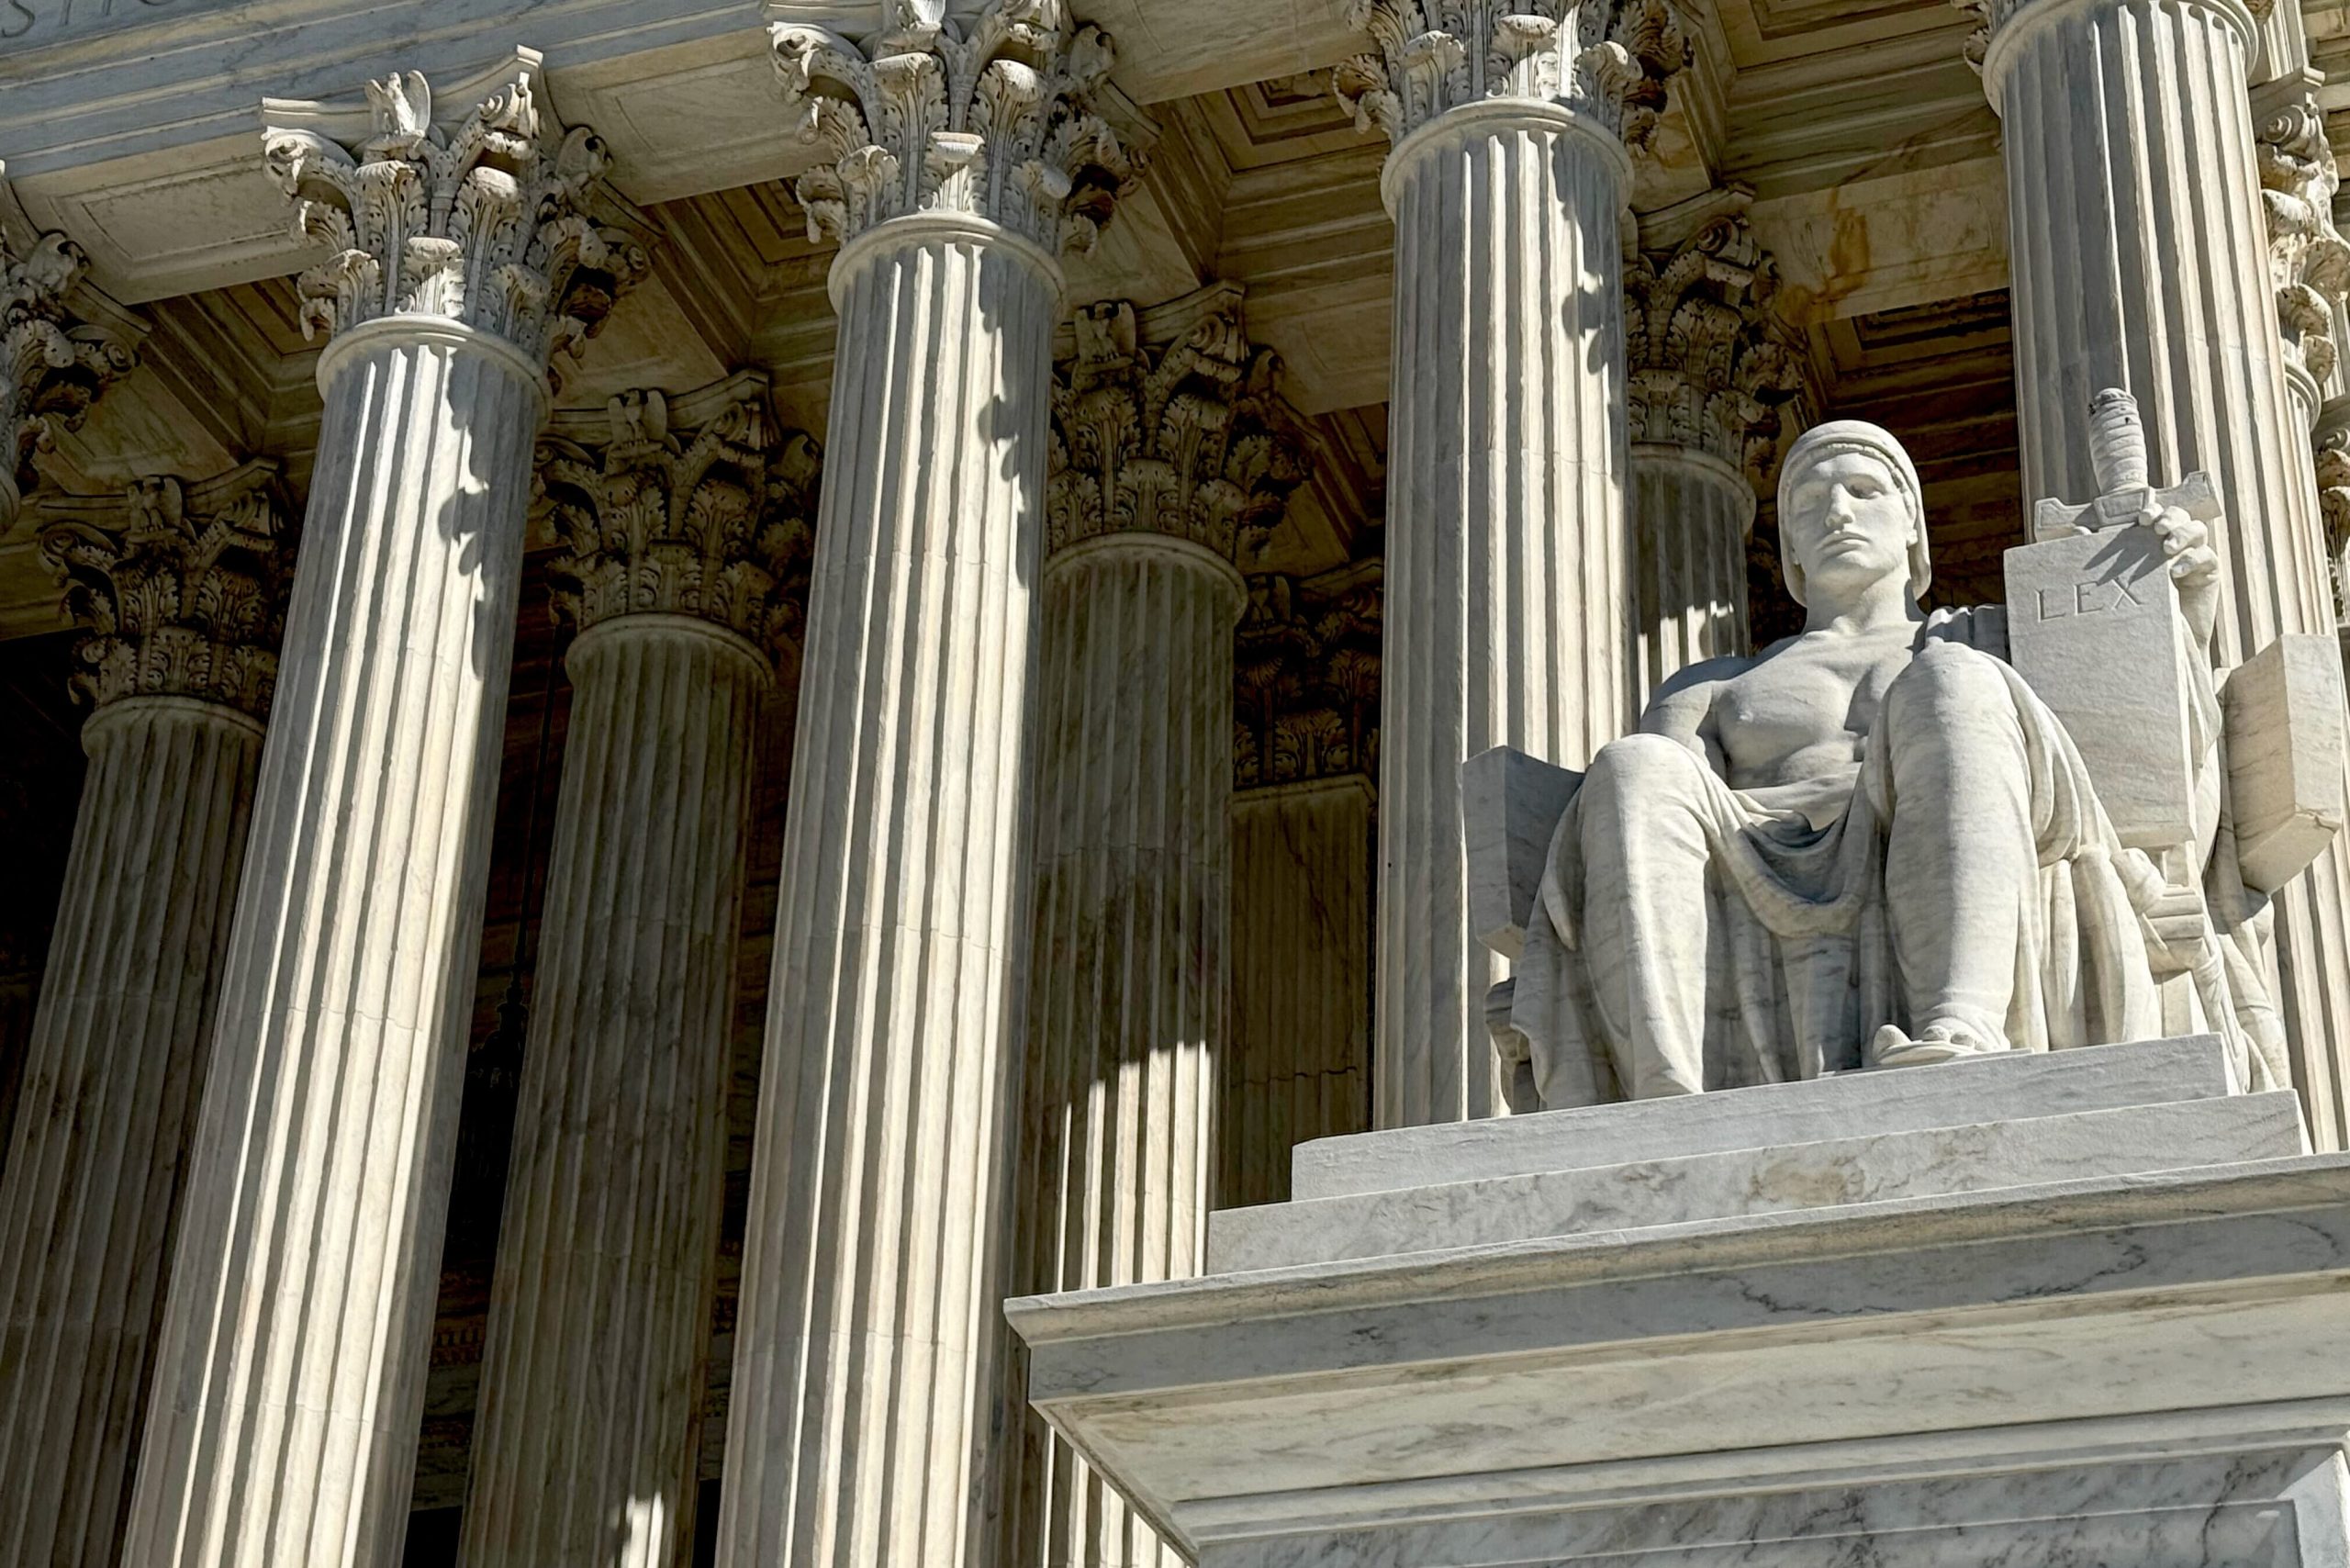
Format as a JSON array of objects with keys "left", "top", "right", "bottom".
[{"left": 1009, "top": 1036, "right": 2350, "bottom": 1565}]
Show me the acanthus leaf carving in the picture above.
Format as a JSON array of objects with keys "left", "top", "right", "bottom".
[
  {"left": 1047, "top": 289, "right": 1313, "bottom": 565},
  {"left": 2, "top": 230, "right": 137, "bottom": 524},
  {"left": 770, "top": 0, "right": 1138, "bottom": 254},
  {"left": 261, "top": 64, "right": 651, "bottom": 369},
  {"left": 1334, "top": 0, "right": 1688, "bottom": 151},
  {"left": 38, "top": 461, "right": 297, "bottom": 719},
  {"left": 2315, "top": 396, "right": 2350, "bottom": 631},
  {"left": 2254, "top": 82, "right": 2350, "bottom": 392},
  {"left": 537, "top": 375, "right": 821, "bottom": 658},
  {"left": 1624, "top": 209, "right": 1807, "bottom": 485},
  {"left": 1235, "top": 567, "right": 1383, "bottom": 790}
]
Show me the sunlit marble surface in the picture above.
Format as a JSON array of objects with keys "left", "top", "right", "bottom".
[{"left": 1011, "top": 1035, "right": 2350, "bottom": 1565}]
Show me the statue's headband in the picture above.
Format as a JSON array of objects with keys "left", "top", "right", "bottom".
[{"left": 1775, "top": 420, "right": 1933, "bottom": 608}]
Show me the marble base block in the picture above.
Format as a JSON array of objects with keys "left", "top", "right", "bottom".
[
  {"left": 1011, "top": 1036, "right": 2350, "bottom": 1566},
  {"left": 1291, "top": 1032, "right": 2233, "bottom": 1197}
]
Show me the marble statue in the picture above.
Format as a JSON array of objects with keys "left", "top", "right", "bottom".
[{"left": 1504, "top": 414, "right": 2287, "bottom": 1109}]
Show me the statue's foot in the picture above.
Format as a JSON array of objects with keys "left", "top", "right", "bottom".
[{"left": 1868, "top": 1018, "right": 2003, "bottom": 1070}]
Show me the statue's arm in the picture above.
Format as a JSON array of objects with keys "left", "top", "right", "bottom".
[{"left": 1638, "top": 655, "right": 1743, "bottom": 774}]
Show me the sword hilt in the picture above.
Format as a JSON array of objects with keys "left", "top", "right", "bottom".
[{"left": 2088, "top": 387, "right": 2150, "bottom": 496}]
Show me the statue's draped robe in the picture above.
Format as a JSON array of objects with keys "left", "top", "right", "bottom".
[{"left": 1505, "top": 622, "right": 2238, "bottom": 1110}]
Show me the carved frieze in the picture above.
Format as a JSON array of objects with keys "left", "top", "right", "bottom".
[
  {"left": 38, "top": 461, "right": 295, "bottom": 719},
  {"left": 2253, "top": 81, "right": 2350, "bottom": 393},
  {"left": 261, "top": 66, "right": 650, "bottom": 364},
  {"left": 1333, "top": 0, "right": 1687, "bottom": 150},
  {"left": 1625, "top": 210, "right": 1805, "bottom": 483},
  {"left": 535, "top": 376, "right": 821, "bottom": 658},
  {"left": 768, "top": 0, "right": 1139, "bottom": 254},
  {"left": 3, "top": 229, "right": 135, "bottom": 523},
  {"left": 1236, "top": 567, "right": 1382, "bottom": 789},
  {"left": 1048, "top": 290, "right": 1312, "bottom": 564}
]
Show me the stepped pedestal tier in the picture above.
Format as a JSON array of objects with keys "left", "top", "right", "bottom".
[{"left": 1011, "top": 1036, "right": 2350, "bottom": 1565}]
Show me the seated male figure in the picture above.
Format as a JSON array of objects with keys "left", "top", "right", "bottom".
[{"left": 1508, "top": 421, "right": 2219, "bottom": 1106}]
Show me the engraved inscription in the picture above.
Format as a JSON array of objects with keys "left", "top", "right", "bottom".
[
  {"left": 2033, "top": 577, "right": 2150, "bottom": 621},
  {"left": 2, "top": 0, "right": 183, "bottom": 44}
]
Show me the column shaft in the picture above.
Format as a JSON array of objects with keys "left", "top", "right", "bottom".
[
  {"left": 1986, "top": 0, "right": 2350, "bottom": 1145},
  {"left": 1997, "top": 0, "right": 2326, "bottom": 649},
  {"left": 458, "top": 617, "right": 767, "bottom": 1568},
  {"left": 1377, "top": 108, "right": 1634, "bottom": 1126},
  {"left": 1629, "top": 445, "right": 1753, "bottom": 699},
  {"left": 0, "top": 698, "right": 261, "bottom": 1568},
  {"left": 1224, "top": 778, "right": 1375, "bottom": 1209},
  {"left": 122, "top": 324, "right": 539, "bottom": 1568},
  {"left": 1003, "top": 538, "right": 1235, "bottom": 1568},
  {"left": 714, "top": 224, "right": 1056, "bottom": 1568}
]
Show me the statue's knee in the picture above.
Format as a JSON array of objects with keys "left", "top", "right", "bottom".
[
  {"left": 1586, "top": 733, "right": 1703, "bottom": 802},
  {"left": 1892, "top": 638, "right": 2005, "bottom": 712}
]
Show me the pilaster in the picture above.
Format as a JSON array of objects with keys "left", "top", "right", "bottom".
[
  {"left": 715, "top": 5, "right": 1137, "bottom": 1565},
  {"left": 0, "top": 463, "right": 292, "bottom": 1568},
  {"left": 1336, "top": 0, "right": 1686, "bottom": 1126},
  {"left": 120, "top": 62, "right": 644, "bottom": 1568}
]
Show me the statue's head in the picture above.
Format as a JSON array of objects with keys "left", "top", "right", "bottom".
[{"left": 1775, "top": 420, "right": 1931, "bottom": 609}]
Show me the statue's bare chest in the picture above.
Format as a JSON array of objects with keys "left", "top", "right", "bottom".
[{"left": 1712, "top": 635, "right": 1916, "bottom": 778}]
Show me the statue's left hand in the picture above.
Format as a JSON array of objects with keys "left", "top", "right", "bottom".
[{"left": 2143, "top": 501, "right": 2221, "bottom": 652}]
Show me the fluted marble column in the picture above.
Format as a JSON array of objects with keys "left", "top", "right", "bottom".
[
  {"left": 1225, "top": 569, "right": 1383, "bottom": 1208},
  {"left": 1625, "top": 205, "right": 1799, "bottom": 698},
  {"left": 2, "top": 221, "right": 136, "bottom": 532},
  {"left": 715, "top": 7, "right": 1136, "bottom": 1566},
  {"left": 1000, "top": 289, "right": 1306, "bottom": 1568},
  {"left": 1337, "top": 0, "right": 1685, "bottom": 1126},
  {"left": 1970, "top": 0, "right": 2350, "bottom": 1147},
  {"left": 458, "top": 379, "right": 817, "bottom": 1568},
  {"left": 0, "top": 466, "right": 291, "bottom": 1568},
  {"left": 120, "top": 69, "right": 645, "bottom": 1568}
]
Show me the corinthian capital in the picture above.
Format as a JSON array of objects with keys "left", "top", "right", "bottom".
[
  {"left": 1626, "top": 207, "right": 1806, "bottom": 482},
  {"left": 1048, "top": 287, "right": 1311, "bottom": 566},
  {"left": 1236, "top": 567, "right": 1382, "bottom": 790},
  {"left": 769, "top": 0, "right": 1138, "bottom": 254},
  {"left": 39, "top": 461, "right": 296, "bottom": 719},
  {"left": 1334, "top": 0, "right": 1687, "bottom": 150},
  {"left": 536, "top": 373, "right": 821, "bottom": 658},
  {"left": 2315, "top": 394, "right": 2350, "bottom": 583},
  {"left": 2254, "top": 77, "right": 2350, "bottom": 390},
  {"left": 261, "top": 61, "right": 651, "bottom": 365},
  {"left": 4, "top": 228, "right": 137, "bottom": 528}
]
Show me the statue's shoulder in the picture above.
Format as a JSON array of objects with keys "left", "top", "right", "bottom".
[
  {"left": 1654, "top": 652, "right": 1756, "bottom": 699},
  {"left": 1919, "top": 604, "right": 2011, "bottom": 661}
]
